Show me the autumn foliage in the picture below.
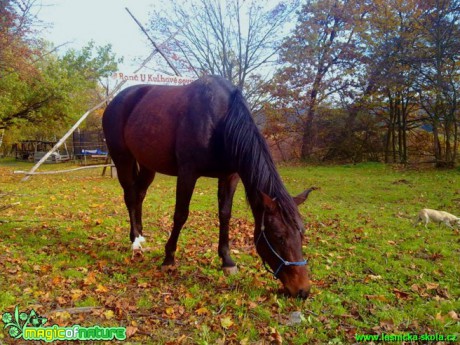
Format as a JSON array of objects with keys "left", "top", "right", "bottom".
[{"left": 264, "top": 0, "right": 460, "bottom": 167}]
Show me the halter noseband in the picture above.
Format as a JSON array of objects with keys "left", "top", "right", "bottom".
[{"left": 256, "top": 211, "right": 307, "bottom": 279}]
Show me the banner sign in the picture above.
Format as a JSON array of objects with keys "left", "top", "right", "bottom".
[{"left": 112, "top": 72, "right": 196, "bottom": 85}]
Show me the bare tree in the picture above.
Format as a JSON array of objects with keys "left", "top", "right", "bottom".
[{"left": 147, "top": 0, "right": 298, "bottom": 95}]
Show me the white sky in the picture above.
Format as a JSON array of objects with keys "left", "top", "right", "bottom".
[{"left": 36, "top": 0, "right": 156, "bottom": 72}]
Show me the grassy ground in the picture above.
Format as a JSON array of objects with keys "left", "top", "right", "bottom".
[{"left": 0, "top": 159, "right": 459, "bottom": 344}]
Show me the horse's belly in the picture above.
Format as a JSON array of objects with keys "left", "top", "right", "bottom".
[{"left": 135, "top": 145, "right": 178, "bottom": 176}]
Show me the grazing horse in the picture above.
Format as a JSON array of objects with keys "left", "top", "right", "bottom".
[{"left": 102, "top": 76, "right": 311, "bottom": 297}]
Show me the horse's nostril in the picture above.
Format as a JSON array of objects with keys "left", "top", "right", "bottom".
[{"left": 297, "top": 289, "right": 310, "bottom": 299}]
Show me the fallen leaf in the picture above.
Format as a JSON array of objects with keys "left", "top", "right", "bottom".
[
  {"left": 95, "top": 284, "right": 108, "bottom": 293},
  {"left": 51, "top": 276, "right": 63, "bottom": 286},
  {"left": 425, "top": 282, "right": 439, "bottom": 290},
  {"left": 368, "top": 274, "right": 382, "bottom": 280},
  {"left": 54, "top": 311, "right": 71, "bottom": 321},
  {"left": 393, "top": 288, "right": 411, "bottom": 300},
  {"left": 215, "top": 337, "right": 226, "bottom": 345},
  {"left": 195, "top": 307, "right": 209, "bottom": 316},
  {"left": 239, "top": 338, "right": 249, "bottom": 345},
  {"left": 248, "top": 302, "right": 258, "bottom": 309},
  {"left": 83, "top": 272, "right": 97, "bottom": 286},
  {"left": 56, "top": 296, "right": 67, "bottom": 305},
  {"left": 125, "top": 326, "right": 138, "bottom": 338},
  {"left": 103, "top": 310, "right": 115, "bottom": 320},
  {"left": 70, "top": 289, "right": 84, "bottom": 301},
  {"left": 447, "top": 311, "right": 458, "bottom": 320},
  {"left": 269, "top": 327, "right": 283, "bottom": 344},
  {"left": 410, "top": 284, "right": 420, "bottom": 292},
  {"left": 379, "top": 319, "right": 395, "bottom": 331},
  {"left": 220, "top": 316, "right": 234, "bottom": 329}
]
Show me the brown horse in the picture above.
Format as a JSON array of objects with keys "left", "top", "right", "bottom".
[{"left": 102, "top": 76, "right": 311, "bottom": 297}]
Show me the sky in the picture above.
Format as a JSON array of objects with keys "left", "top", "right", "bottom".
[
  {"left": 34, "top": 0, "right": 288, "bottom": 86},
  {"left": 36, "top": 0, "right": 158, "bottom": 73}
]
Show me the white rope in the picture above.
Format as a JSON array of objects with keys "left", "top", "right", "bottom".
[{"left": 15, "top": 164, "right": 113, "bottom": 175}]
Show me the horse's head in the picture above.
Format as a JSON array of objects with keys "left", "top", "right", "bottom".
[{"left": 255, "top": 191, "right": 311, "bottom": 298}]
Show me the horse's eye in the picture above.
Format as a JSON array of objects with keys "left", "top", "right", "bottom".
[{"left": 276, "top": 235, "right": 286, "bottom": 245}]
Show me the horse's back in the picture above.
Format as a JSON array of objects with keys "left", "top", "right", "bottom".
[{"left": 103, "top": 76, "right": 235, "bottom": 176}]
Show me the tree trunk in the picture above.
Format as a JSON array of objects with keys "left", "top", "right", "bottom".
[
  {"left": 385, "top": 94, "right": 395, "bottom": 163},
  {"left": 300, "top": 81, "right": 320, "bottom": 160},
  {"left": 453, "top": 117, "right": 458, "bottom": 164},
  {"left": 396, "top": 97, "right": 403, "bottom": 163},
  {"left": 432, "top": 122, "right": 443, "bottom": 165},
  {"left": 301, "top": 107, "right": 315, "bottom": 160}
]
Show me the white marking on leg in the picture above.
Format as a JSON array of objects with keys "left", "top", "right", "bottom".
[
  {"left": 132, "top": 236, "right": 144, "bottom": 251},
  {"left": 138, "top": 235, "right": 146, "bottom": 243}
]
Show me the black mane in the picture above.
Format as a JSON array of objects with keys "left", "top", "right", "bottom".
[{"left": 223, "top": 90, "right": 299, "bottom": 225}]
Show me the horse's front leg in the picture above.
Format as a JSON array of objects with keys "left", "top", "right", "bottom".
[
  {"left": 162, "top": 173, "right": 198, "bottom": 271},
  {"left": 218, "top": 174, "right": 240, "bottom": 275}
]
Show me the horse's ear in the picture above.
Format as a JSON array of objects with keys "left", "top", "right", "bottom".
[
  {"left": 260, "top": 191, "right": 278, "bottom": 213},
  {"left": 293, "top": 187, "right": 318, "bottom": 206}
]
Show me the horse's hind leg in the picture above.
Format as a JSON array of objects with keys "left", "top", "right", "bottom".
[
  {"left": 114, "top": 155, "right": 155, "bottom": 253},
  {"left": 131, "top": 166, "right": 156, "bottom": 251},
  {"left": 218, "top": 173, "right": 239, "bottom": 275}
]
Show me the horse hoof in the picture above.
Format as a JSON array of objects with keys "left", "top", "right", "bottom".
[
  {"left": 223, "top": 266, "right": 238, "bottom": 275},
  {"left": 161, "top": 265, "right": 176, "bottom": 273},
  {"left": 131, "top": 251, "right": 144, "bottom": 262}
]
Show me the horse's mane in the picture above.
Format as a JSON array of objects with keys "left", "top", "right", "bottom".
[{"left": 223, "top": 90, "right": 299, "bottom": 226}]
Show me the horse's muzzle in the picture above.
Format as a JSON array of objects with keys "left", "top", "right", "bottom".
[{"left": 296, "top": 288, "right": 310, "bottom": 299}]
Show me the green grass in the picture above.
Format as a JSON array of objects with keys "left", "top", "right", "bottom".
[{"left": 0, "top": 159, "right": 459, "bottom": 344}]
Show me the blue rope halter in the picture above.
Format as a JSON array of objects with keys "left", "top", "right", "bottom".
[{"left": 256, "top": 211, "right": 307, "bottom": 279}]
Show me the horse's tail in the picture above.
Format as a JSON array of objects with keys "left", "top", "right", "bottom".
[{"left": 103, "top": 85, "right": 150, "bottom": 180}]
